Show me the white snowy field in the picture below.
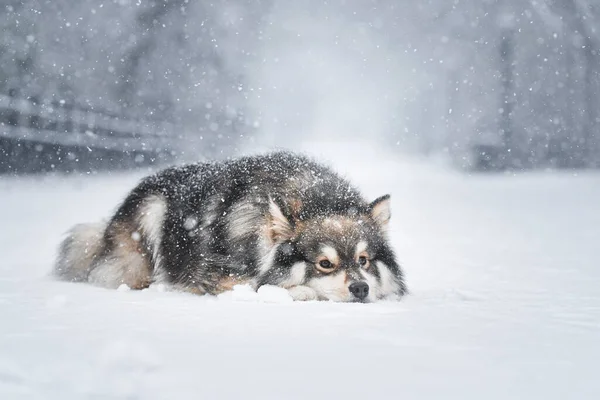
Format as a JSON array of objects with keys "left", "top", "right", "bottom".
[{"left": 1, "top": 145, "right": 599, "bottom": 399}]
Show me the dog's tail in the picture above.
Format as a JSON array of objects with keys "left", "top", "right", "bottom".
[{"left": 54, "top": 222, "right": 107, "bottom": 282}]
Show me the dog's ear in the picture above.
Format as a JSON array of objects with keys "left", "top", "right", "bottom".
[
  {"left": 267, "top": 196, "right": 295, "bottom": 243},
  {"left": 369, "top": 194, "right": 391, "bottom": 228}
]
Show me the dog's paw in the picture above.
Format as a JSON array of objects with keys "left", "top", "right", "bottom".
[{"left": 287, "top": 285, "right": 318, "bottom": 301}]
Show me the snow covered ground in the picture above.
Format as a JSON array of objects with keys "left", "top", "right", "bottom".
[{"left": 1, "top": 144, "right": 599, "bottom": 399}]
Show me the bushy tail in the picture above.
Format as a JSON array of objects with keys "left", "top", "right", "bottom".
[{"left": 54, "top": 222, "right": 107, "bottom": 282}]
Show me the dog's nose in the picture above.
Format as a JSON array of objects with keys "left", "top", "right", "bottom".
[{"left": 349, "top": 282, "right": 369, "bottom": 300}]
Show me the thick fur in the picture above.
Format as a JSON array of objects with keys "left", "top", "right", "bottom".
[
  {"left": 55, "top": 222, "right": 107, "bottom": 282},
  {"left": 54, "top": 151, "right": 407, "bottom": 302}
]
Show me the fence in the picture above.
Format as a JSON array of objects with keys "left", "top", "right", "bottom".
[{"left": 0, "top": 93, "right": 178, "bottom": 174}]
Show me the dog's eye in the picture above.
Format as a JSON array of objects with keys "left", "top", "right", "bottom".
[
  {"left": 316, "top": 257, "right": 337, "bottom": 273},
  {"left": 358, "top": 256, "right": 368, "bottom": 267}
]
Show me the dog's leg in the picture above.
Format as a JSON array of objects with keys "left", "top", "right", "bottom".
[
  {"left": 87, "top": 252, "right": 151, "bottom": 290},
  {"left": 286, "top": 285, "right": 318, "bottom": 301}
]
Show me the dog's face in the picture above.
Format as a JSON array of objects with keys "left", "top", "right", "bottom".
[{"left": 263, "top": 195, "right": 405, "bottom": 302}]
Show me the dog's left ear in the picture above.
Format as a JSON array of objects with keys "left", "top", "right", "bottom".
[
  {"left": 267, "top": 196, "right": 295, "bottom": 243},
  {"left": 369, "top": 194, "right": 391, "bottom": 228}
]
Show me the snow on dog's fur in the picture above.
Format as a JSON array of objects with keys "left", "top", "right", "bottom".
[{"left": 54, "top": 151, "right": 406, "bottom": 302}]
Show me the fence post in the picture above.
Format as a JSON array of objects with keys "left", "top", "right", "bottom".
[{"left": 6, "top": 89, "right": 20, "bottom": 126}]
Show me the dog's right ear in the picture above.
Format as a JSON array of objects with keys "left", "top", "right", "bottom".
[
  {"left": 369, "top": 194, "right": 391, "bottom": 229},
  {"left": 267, "top": 196, "right": 294, "bottom": 243}
]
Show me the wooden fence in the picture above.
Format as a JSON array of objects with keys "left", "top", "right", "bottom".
[{"left": 0, "top": 93, "right": 179, "bottom": 174}]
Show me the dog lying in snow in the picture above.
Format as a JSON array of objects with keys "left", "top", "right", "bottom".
[{"left": 54, "top": 151, "right": 406, "bottom": 302}]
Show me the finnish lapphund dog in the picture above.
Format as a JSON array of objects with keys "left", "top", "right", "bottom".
[{"left": 54, "top": 151, "right": 406, "bottom": 302}]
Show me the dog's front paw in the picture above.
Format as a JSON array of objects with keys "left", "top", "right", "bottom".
[{"left": 287, "top": 285, "right": 318, "bottom": 301}]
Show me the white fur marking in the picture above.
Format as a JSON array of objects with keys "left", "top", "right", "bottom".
[
  {"left": 280, "top": 262, "right": 307, "bottom": 288},
  {"left": 307, "top": 272, "right": 350, "bottom": 302},
  {"left": 137, "top": 195, "right": 167, "bottom": 279},
  {"left": 258, "top": 234, "right": 278, "bottom": 275},
  {"left": 376, "top": 261, "right": 399, "bottom": 298},
  {"left": 356, "top": 241, "right": 368, "bottom": 256},
  {"left": 321, "top": 246, "right": 339, "bottom": 264}
]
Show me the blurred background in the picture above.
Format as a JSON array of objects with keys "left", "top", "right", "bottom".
[{"left": 1, "top": 0, "right": 600, "bottom": 173}]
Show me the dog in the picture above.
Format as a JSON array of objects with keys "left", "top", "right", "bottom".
[{"left": 54, "top": 151, "right": 406, "bottom": 302}]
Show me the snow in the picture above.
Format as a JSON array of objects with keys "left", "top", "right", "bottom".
[
  {"left": 217, "top": 284, "right": 294, "bottom": 304},
  {"left": 1, "top": 145, "right": 600, "bottom": 399}
]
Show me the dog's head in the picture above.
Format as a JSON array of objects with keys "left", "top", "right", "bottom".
[{"left": 263, "top": 195, "right": 405, "bottom": 302}]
